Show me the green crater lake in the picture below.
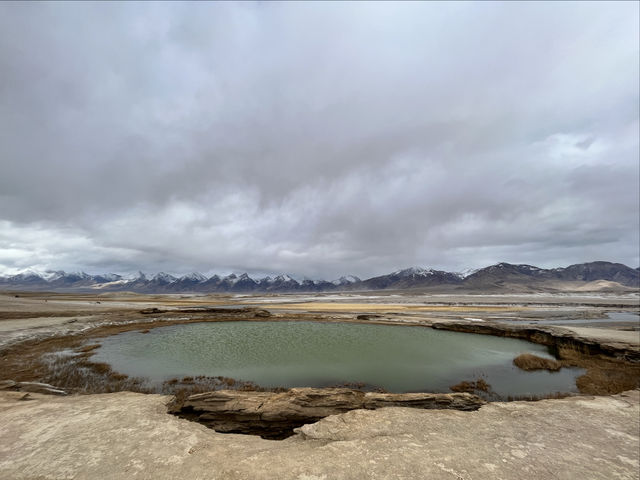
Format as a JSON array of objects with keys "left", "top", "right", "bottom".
[{"left": 92, "top": 321, "right": 584, "bottom": 397}]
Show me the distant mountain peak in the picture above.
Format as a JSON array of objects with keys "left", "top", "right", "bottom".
[
  {"left": 129, "top": 271, "right": 147, "bottom": 281},
  {"left": 180, "top": 272, "right": 207, "bottom": 282},
  {"left": 10, "top": 270, "right": 48, "bottom": 281},
  {"left": 152, "top": 272, "right": 177, "bottom": 283},
  {"left": 1, "top": 261, "right": 637, "bottom": 292},
  {"left": 393, "top": 267, "right": 436, "bottom": 276},
  {"left": 274, "top": 274, "right": 296, "bottom": 282},
  {"left": 332, "top": 275, "right": 361, "bottom": 285},
  {"left": 455, "top": 268, "right": 479, "bottom": 279}
]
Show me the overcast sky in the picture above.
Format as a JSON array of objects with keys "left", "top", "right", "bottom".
[{"left": 0, "top": 1, "right": 638, "bottom": 279}]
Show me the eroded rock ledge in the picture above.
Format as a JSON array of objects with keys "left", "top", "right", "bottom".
[
  {"left": 171, "top": 387, "right": 485, "bottom": 439},
  {"left": 431, "top": 321, "right": 640, "bottom": 362}
]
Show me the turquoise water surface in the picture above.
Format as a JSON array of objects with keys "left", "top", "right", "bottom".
[{"left": 92, "top": 321, "right": 584, "bottom": 397}]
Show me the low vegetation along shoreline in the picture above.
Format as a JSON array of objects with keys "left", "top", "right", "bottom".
[{"left": 2, "top": 307, "right": 638, "bottom": 393}]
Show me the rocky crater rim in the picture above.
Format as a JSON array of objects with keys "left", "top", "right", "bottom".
[
  {"left": 1, "top": 308, "right": 638, "bottom": 433},
  {"left": 169, "top": 387, "right": 486, "bottom": 439}
]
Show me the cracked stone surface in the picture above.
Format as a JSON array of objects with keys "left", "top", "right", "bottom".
[
  {"left": 177, "top": 388, "right": 484, "bottom": 438},
  {"left": 0, "top": 390, "right": 638, "bottom": 479}
]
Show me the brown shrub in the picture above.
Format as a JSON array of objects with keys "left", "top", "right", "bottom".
[
  {"left": 88, "top": 362, "right": 112, "bottom": 375},
  {"left": 513, "top": 353, "right": 561, "bottom": 372},
  {"left": 31, "top": 353, "right": 147, "bottom": 394},
  {"left": 556, "top": 349, "right": 640, "bottom": 395},
  {"left": 475, "top": 378, "right": 491, "bottom": 392},
  {"left": 506, "top": 392, "right": 572, "bottom": 402},
  {"left": 450, "top": 378, "right": 492, "bottom": 393},
  {"left": 221, "top": 377, "right": 236, "bottom": 386},
  {"left": 237, "top": 384, "right": 260, "bottom": 392},
  {"left": 450, "top": 381, "right": 475, "bottom": 393},
  {"left": 575, "top": 368, "right": 640, "bottom": 395}
]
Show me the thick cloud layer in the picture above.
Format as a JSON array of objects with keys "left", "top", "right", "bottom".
[{"left": 0, "top": 2, "right": 638, "bottom": 278}]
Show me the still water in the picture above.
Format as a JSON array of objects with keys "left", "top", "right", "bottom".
[{"left": 93, "top": 321, "right": 584, "bottom": 397}]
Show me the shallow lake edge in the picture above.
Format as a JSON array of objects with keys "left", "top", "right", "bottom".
[
  {"left": 91, "top": 319, "right": 587, "bottom": 399},
  {"left": 2, "top": 307, "right": 638, "bottom": 399}
]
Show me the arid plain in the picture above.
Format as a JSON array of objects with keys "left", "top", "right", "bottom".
[{"left": 0, "top": 289, "right": 638, "bottom": 479}]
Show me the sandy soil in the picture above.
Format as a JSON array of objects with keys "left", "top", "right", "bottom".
[{"left": 264, "top": 302, "right": 527, "bottom": 312}]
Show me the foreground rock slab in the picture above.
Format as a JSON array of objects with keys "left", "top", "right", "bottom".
[
  {"left": 176, "top": 388, "right": 485, "bottom": 438},
  {"left": 0, "top": 390, "right": 638, "bottom": 480}
]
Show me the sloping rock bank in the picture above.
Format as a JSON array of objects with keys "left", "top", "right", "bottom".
[
  {"left": 172, "top": 387, "right": 485, "bottom": 439},
  {"left": 1, "top": 390, "right": 638, "bottom": 479},
  {"left": 432, "top": 321, "right": 640, "bottom": 362}
]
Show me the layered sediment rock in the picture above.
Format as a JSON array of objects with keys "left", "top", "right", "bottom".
[
  {"left": 173, "top": 387, "right": 485, "bottom": 438},
  {"left": 431, "top": 321, "right": 640, "bottom": 362}
]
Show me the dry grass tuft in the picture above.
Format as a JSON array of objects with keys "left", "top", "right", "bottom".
[
  {"left": 221, "top": 377, "right": 236, "bottom": 387},
  {"left": 556, "top": 348, "right": 640, "bottom": 395},
  {"left": 513, "top": 353, "right": 562, "bottom": 371},
  {"left": 327, "top": 381, "right": 388, "bottom": 393},
  {"left": 33, "top": 353, "right": 149, "bottom": 394},
  {"left": 575, "top": 368, "right": 640, "bottom": 395},
  {"left": 450, "top": 378, "right": 492, "bottom": 393},
  {"left": 506, "top": 392, "right": 573, "bottom": 401},
  {"left": 88, "top": 362, "right": 112, "bottom": 375}
]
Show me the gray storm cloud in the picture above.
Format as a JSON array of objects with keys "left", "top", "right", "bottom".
[{"left": 0, "top": 1, "right": 638, "bottom": 278}]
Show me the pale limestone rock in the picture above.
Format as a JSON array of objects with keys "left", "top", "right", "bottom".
[
  {"left": 178, "top": 388, "right": 485, "bottom": 438},
  {"left": 0, "top": 390, "right": 638, "bottom": 479}
]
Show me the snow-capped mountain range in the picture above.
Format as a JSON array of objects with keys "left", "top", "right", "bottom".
[{"left": 0, "top": 261, "right": 637, "bottom": 293}]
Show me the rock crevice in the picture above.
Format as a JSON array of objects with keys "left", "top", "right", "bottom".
[{"left": 171, "top": 387, "right": 485, "bottom": 439}]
